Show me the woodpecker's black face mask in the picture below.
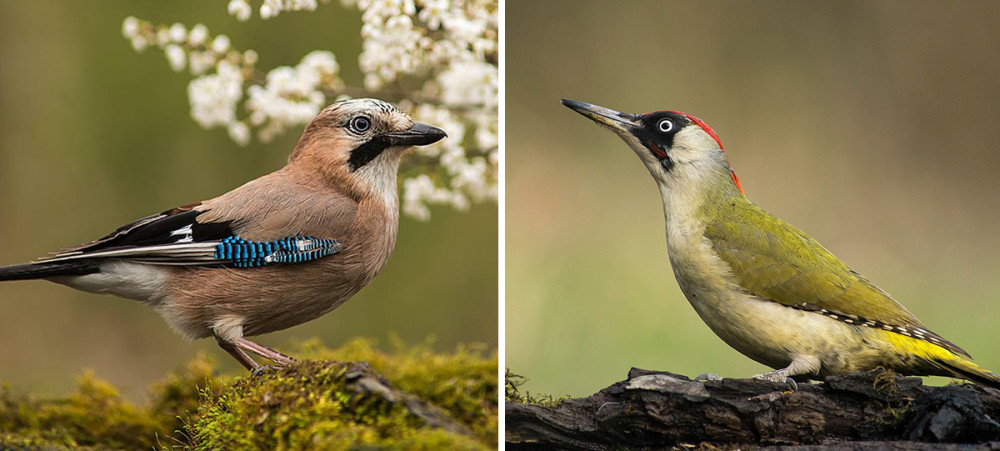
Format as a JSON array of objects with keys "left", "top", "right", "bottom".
[{"left": 630, "top": 112, "right": 691, "bottom": 172}]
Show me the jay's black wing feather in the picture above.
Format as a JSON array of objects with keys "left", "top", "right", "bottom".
[
  {"left": 34, "top": 203, "right": 342, "bottom": 268},
  {"left": 52, "top": 203, "right": 233, "bottom": 255},
  {"left": 0, "top": 261, "right": 100, "bottom": 281}
]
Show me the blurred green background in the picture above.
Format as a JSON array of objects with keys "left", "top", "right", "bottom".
[
  {"left": 507, "top": 0, "right": 1000, "bottom": 397},
  {"left": 0, "top": 2, "right": 497, "bottom": 397}
]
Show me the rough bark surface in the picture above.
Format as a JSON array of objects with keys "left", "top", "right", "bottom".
[{"left": 506, "top": 368, "right": 1000, "bottom": 450}]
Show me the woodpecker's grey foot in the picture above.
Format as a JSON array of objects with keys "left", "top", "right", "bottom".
[
  {"left": 753, "top": 369, "right": 798, "bottom": 390},
  {"left": 753, "top": 368, "right": 790, "bottom": 383},
  {"left": 235, "top": 338, "right": 297, "bottom": 367},
  {"left": 695, "top": 373, "right": 723, "bottom": 382},
  {"left": 250, "top": 364, "right": 284, "bottom": 377}
]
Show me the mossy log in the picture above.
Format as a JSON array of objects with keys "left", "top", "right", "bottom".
[
  {"left": 506, "top": 368, "right": 1000, "bottom": 450},
  {"left": 0, "top": 338, "right": 497, "bottom": 450}
]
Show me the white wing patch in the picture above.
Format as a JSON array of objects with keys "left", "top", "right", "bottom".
[{"left": 170, "top": 224, "right": 194, "bottom": 243}]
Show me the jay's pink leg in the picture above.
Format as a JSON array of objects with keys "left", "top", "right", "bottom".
[
  {"left": 235, "top": 338, "right": 296, "bottom": 366},
  {"left": 215, "top": 336, "right": 259, "bottom": 370}
]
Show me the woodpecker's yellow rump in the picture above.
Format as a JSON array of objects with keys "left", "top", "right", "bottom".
[{"left": 563, "top": 98, "right": 1000, "bottom": 389}]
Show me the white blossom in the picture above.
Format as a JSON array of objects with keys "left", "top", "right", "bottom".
[
  {"left": 418, "top": 0, "right": 449, "bottom": 30},
  {"left": 441, "top": 11, "right": 486, "bottom": 45},
  {"left": 228, "top": 0, "right": 252, "bottom": 21},
  {"left": 242, "top": 52, "right": 342, "bottom": 140},
  {"left": 260, "top": 3, "right": 276, "bottom": 19},
  {"left": 298, "top": 50, "right": 342, "bottom": 90},
  {"left": 155, "top": 27, "right": 171, "bottom": 46},
  {"left": 165, "top": 44, "right": 187, "bottom": 72},
  {"left": 450, "top": 156, "right": 491, "bottom": 202},
  {"left": 168, "top": 23, "right": 187, "bottom": 43},
  {"left": 436, "top": 60, "right": 496, "bottom": 107},
  {"left": 188, "top": 24, "right": 209, "bottom": 46},
  {"left": 211, "top": 35, "right": 231, "bottom": 54},
  {"left": 130, "top": 36, "right": 148, "bottom": 52},
  {"left": 187, "top": 61, "right": 243, "bottom": 127},
  {"left": 246, "top": 60, "right": 330, "bottom": 140},
  {"left": 467, "top": 110, "right": 497, "bottom": 151},
  {"left": 228, "top": 121, "right": 251, "bottom": 146},
  {"left": 188, "top": 51, "right": 216, "bottom": 75},
  {"left": 243, "top": 49, "right": 258, "bottom": 65},
  {"left": 122, "top": 16, "right": 140, "bottom": 38},
  {"left": 256, "top": 0, "right": 325, "bottom": 19},
  {"left": 359, "top": 15, "right": 423, "bottom": 89},
  {"left": 403, "top": 174, "right": 461, "bottom": 221}
]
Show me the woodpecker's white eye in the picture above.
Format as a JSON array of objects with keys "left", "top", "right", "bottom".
[
  {"left": 657, "top": 119, "right": 674, "bottom": 133},
  {"left": 349, "top": 116, "right": 372, "bottom": 133}
]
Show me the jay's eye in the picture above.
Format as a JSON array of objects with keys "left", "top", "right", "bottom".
[
  {"left": 657, "top": 119, "right": 674, "bottom": 133},
  {"left": 349, "top": 116, "right": 372, "bottom": 133}
]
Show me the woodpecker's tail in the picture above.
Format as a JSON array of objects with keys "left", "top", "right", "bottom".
[
  {"left": 0, "top": 261, "right": 100, "bottom": 281},
  {"left": 936, "top": 356, "right": 1000, "bottom": 390},
  {"left": 886, "top": 327, "right": 1000, "bottom": 390}
]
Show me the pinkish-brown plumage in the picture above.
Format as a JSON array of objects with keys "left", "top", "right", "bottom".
[{"left": 162, "top": 166, "right": 396, "bottom": 342}]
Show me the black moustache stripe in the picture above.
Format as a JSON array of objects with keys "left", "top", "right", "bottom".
[
  {"left": 660, "top": 156, "right": 674, "bottom": 172},
  {"left": 348, "top": 135, "right": 391, "bottom": 171},
  {"left": 632, "top": 129, "right": 676, "bottom": 172}
]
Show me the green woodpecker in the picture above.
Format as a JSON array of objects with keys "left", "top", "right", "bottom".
[{"left": 562, "top": 98, "right": 1000, "bottom": 388}]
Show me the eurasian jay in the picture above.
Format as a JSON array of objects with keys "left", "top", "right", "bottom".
[{"left": 0, "top": 98, "right": 447, "bottom": 371}]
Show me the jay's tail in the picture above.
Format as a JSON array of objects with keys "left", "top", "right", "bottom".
[{"left": 0, "top": 261, "right": 99, "bottom": 281}]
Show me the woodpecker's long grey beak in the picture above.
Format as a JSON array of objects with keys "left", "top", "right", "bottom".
[
  {"left": 561, "top": 99, "right": 640, "bottom": 132},
  {"left": 386, "top": 122, "right": 448, "bottom": 147}
]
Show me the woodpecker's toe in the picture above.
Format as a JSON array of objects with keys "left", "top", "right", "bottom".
[
  {"left": 751, "top": 371, "right": 798, "bottom": 391},
  {"left": 753, "top": 368, "right": 790, "bottom": 383},
  {"left": 694, "top": 372, "right": 723, "bottom": 382}
]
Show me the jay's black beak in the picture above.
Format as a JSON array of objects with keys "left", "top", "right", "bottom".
[{"left": 386, "top": 122, "right": 447, "bottom": 147}]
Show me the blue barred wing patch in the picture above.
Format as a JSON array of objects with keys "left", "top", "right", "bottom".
[{"left": 215, "top": 236, "right": 343, "bottom": 268}]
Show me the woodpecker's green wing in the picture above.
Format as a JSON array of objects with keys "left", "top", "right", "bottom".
[{"left": 703, "top": 199, "right": 969, "bottom": 357}]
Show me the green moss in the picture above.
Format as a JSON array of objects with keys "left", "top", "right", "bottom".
[
  {"left": 297, "top": 336, "right": 498, "bottom": 444},
  {"left": 0, "top": 338, "right": 497, "bottom": 450},
  {"left": 504, "top": 370, "right": 565, "bottom": 408},
  {"left": 1, "top": 370, "right": 177, "bottom": 449},
  {"left": 191, "top": 360, "right": 488, "bottom": 450}
]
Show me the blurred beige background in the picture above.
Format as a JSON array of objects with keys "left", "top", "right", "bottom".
[
  {"left": 0, "top": 2, "right": 497, "bottom": 397},
  {"left": 507, "top": 0, "right": 1000, "bottom": 396}
]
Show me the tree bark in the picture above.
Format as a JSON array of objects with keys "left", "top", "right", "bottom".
[{"left": 506, "top": 368, "right": 1000, "bottom": 450}]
